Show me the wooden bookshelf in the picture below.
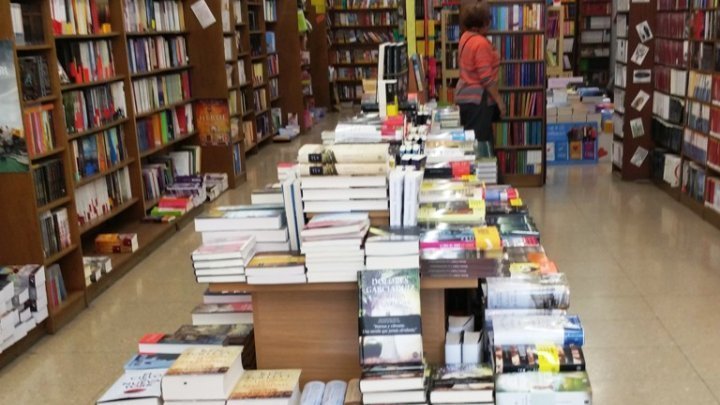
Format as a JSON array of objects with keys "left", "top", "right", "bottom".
[
  {"left": 440, "top": 9, "right": 459, "bottom": 104},
  {"left": 328, "top": 2, "right": 401, "bottom": 102},
  {"left": 576, "top": 0, "right": 611, "bottom": 85},
  {"left": 611, "top": 0, "right": 655, "bottom": 180},
  {"left": 0, "top": 0, "right": 243, "bottom": 365},
  {"left": 460, "top": 0, "right": 547, "bottom": 186}
]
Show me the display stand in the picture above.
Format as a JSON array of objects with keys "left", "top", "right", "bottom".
[{"left": 208, "top": 278, "right": 476, "bottom": 384}]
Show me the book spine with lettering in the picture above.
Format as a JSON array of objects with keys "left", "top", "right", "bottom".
[{"left": 62, "top": 82, "right": 126, "bottom": 134}]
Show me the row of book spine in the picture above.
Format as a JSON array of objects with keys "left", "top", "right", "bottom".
[
  {"left": 18, "top": 55, "right": 52, "bottom": 101},
  {"left": 62, "top": 83, "right": 126, "bottom": 134},
  {"left": 498, "top": 63, "right": 544, "bottom": 87},
  {"left": 331, "top": 12, "right": 397, "bottom": 25},
  {"left": 136, "top": 105, "right": 194, "bottom": 152},
  {"left": 491, "top": 35, "right": 544, "bottom": 60},
  {"left": 57, "top": 40, "right": 115, "bottom": 84},
  {"left": 49, "top": 0, "right": 111, "bottom": 35},
  {"left": 493, "top": 122, "right": 543, "bottom": 147},
  {"left": 75, "top": 167, "right": 133, "bottom": 226},
  {"left": 489, "top": 4, "right": 544, "bottom": 31},
  {"left": 501, "top": 91, "right": 543, "bottom": 118},
  {"left": 24, "top": 105, "right": 56, "bottom": 157},
  {"left": 127, "top": 36, "right": 187, "bottom": 74},
  {"left": 33, "top": 159, "right": 67, "bottom": 207},
  {"left": 123, "top": 0, "right": 186, "bottom": 33},
  {"left": 132, "top": 71, "right": 191, "bottom": 114},
  {"left": 497, "top": 150, "right": 543, "bottom": 175},
  {"left": 266, "top": 54, "right": 279, "bottom": 76},
  {"left": 70, "top": 126, "right": 127, "bottom": 180},
  {"left": 39, "top": 208, "right": 72, "bottom": 258}
]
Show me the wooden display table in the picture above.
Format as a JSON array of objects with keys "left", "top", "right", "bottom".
[{"left": 208, "top": 278, "right": 477, "bottom": 383}]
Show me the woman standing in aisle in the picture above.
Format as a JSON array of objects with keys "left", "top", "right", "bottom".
[{"left": 455, "top": 2, "right": 505, "bottom": 150}]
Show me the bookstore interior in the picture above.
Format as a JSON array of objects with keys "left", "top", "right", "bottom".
[{"left": 0, "top": 0, "right": 720, "bottom": 403}]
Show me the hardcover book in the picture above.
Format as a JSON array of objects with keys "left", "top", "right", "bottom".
[
  {"left": 430, "top": 364, "right": 494, "bottom": 404},
  {"left": 97, "top": 369, "right": 165, "bottom": 404},
  {"left": 358, "top": 269, "right": 423, "bottom": 366},
  {"left": 124, "top": 353, "right": 180, "bottom": 371},
  {"left": 163, "top": 347, "right": 245, "bottom": 401},
  {"left": 227, "top": 369, "right": 302, "bottom": 404},
  {"left": 196, "top": 99, "right": 230, "bottom": 146},
  {"left": 495, "top": 371, "right": 592, "bottom": 405}
]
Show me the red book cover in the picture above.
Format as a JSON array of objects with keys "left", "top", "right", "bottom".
[
  {"left": 139, "top": 333, "right": 166, "bottom": 345},
  {"left": 175, "top": 106, "right": 188, "bottom": 134},
  {"left": 195, "top": 99, "right": 230, "bottom": 146}
]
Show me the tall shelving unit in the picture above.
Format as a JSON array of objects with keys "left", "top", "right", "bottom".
[
  {"left": 577, "top": 0, "right": 611, "bottom": 85},
  {"left": 247, "top": 0, "right": 273, "bottom": 148},
  {"left": 611, "top": 0, "right": 655, "bottom": 179},
  {"left": 561, "top": 0, "right": 577, "bottom": 74},
  {"left": 273, "top": 0, "right": 308, "bottom": 132},
  {"left": 327, "top": 0, "right": 401, "bottom": 103},
  {"left": 546, "top": 4, "right": 565, "bottom": 77},
  {"left": 649, "top": 0, "right": 688, "bottom": 198},
  {"left": 486, "top": 0, "right": 547, "bottom": 186},
  {"left": 440, "top": 9, "right": 459, "bottom": 104}
]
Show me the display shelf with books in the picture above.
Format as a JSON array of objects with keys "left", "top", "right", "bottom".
[
  {"left": 479, "top": 0, "right": 548, "bottom": 186},
  {"left": 328, "top": 0, "right": 401, "bottom": 103},
  {"left": 577, "top": 0, "right": 611, "bottom": 85},
  {"left": 611, "top": 0, "right": 655, "bottom": 180},
  {"left": 181, "top": 0, "right": 248, "bottom": 190},
  {"left": 649, "top": 0, "right": 689, "bottom": 198},
  {"left": 440, "top": 9, "right": 459, "bottom": 104}
]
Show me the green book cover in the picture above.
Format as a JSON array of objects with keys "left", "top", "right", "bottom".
[{"left": 160, "top": 112, "right": 169, "bottom": 144}]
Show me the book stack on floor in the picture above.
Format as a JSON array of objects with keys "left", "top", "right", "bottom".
[
  {"left": 300, "top": 213, "right": 369, "bottom": 283},
  {"left": 0, "top": 265, "right": 48, "bottom": 351},
  {"left": 358, "top": 268, "right": 428, "bottom": 405},
  {"left": 191, "top": 236, "right": 256, "bottom": 283},
  {"left": 297, "top": 143, "right": 390, "bottom": 215},
  {"left": 364, "top": 228, "right": 420, "bottom": 271},
  {"left": 82, "top": 256, "right": 112, "bottom": 287},
  {"left": 195, "top": 205, "right": 291, "bottom": 253}
]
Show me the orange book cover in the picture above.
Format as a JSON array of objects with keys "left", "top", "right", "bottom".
[
  {"left": 196, "top": 99, "right": 230, "bottom": 146},
  {"left": 152, "top": 115, "right": 162, "bottom": 146}
]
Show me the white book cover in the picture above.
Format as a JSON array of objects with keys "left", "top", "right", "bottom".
[{"left": 97, "top": 369, "right": 166, "bottom": 404}]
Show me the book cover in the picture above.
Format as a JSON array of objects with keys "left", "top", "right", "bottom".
[
  {"left": 196, "top": 99, "right": 230, "bottom": 146},
  {"left": 432, "top": 364, "right": 493, "bottom": 385},
  {"left": 495, "top": 371, "right": 592, "bottom": 402},
  {"left": 192, "top": 302, "right": 253, "bottom": 314},
  {"left": 0, "top": 40, "right": 29, "bottom": 173},
  {"left": 359, "top": 269, "right": 423, "bottom": 366},
  {"left": 166, "top": 347, "right": 244, "bottom": 376},
  {"left": 493, "top": 344, "right": 586, "bottom": 374},
  {"left": 97, "top": 370, "right": 166, "bottom": 403},
  {"left": 229, "top": 369, "right": 302, "bottom": 400},
  {"left": 247, "top": 253, "right": 305, "bottom": 268},
  {"left": 124, "top": 353, "right": 180, "bottom": 370}
]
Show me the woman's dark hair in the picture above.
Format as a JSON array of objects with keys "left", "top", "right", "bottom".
[{"left": 462, "top": 2, "right": 491, "bottom": 30}]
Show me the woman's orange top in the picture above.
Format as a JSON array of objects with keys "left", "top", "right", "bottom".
[{"left": 454, "top": 31, "right": 500, "bottom": 105}]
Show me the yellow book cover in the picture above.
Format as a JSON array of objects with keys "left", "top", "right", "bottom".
[
  {"left": 472, "top": 226, "right": 501, "bottom": 250},
  {"left": 427, "top": 40, "right": 436, "bottom": 57},
  {"left": 247, "top": 253, "right": 305, "bottom": 268},
  {"left": 166, "top": 347, "right": 244, "bottom": 376},
  {"left": 417, "top": 40, "right": 426, "bottom": 56},
  {"left": 428, "top": 22, "right": 435, "bottom": 37},
  {"left": 196, "top": 99, "right": 230, "bottom": 146},
  {"left": 229, "top": 369, "right": 301, "bottom": 399}
]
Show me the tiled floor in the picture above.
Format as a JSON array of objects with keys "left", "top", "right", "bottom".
[{"left": 1, "top": 114, "right": 720, "bottom": 404}]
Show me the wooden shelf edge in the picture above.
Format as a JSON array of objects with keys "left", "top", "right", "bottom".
[
  {"left": 67, "top": 117, "right": 129, "bottom": 140},
  {"left": 135, "top": 98, "right": 195, "bottom": 119},
  {"left": 60, "top": 75, "right": 124, "bottom": 92},
  {"left": 44, "top": 244, "right": 78, "bottom": 266},
  {"left": 208, "top": 277, "right": 477, "bottom": 293},
  {"left": 130, "top": 64, "right": 193, "bottom": 79},
  {"left": 37, "top": 196, "right": 72, "bottom": 213},
  {"left": 74, "top": 158, "right": 136, "bottom": 188},
  {"left": 139, "top": 131, "right": 198, "bottom": 158},
  {"left": 47, "top": 291, "right": 86, "bottom": 333}
]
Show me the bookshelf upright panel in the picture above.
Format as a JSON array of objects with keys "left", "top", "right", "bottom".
[{"left": 611, "top": 0, "right": 655, "bottom": 180}]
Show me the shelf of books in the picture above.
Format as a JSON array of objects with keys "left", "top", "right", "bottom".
[
  {"left": 0, "top": 0, "right": 237, "bottom": 363},
  {"left": 649, "top": 0, "right": 689, "bottom": 198},
  {"left": 246, "top": 0, "right": 274, "bottom": 147},
  {"left": 577, "top": 0, "right": 611, "bottom": 86},
  {"left": 611, "top": 0, "right": 655, "bottom": 180},
  {"left": 488, "top": 0, "right": 547, "bottom": 186},
  {"left": 561, "top": 0, "right": 577, "bottom": 74},
  {"left": 648, "top": 0, "right": 720, "bottom": 229},
  {"left": 328, "top": 0, "right": 401, "bottom": 102},
  {"left": 439, "top": 9, "right": 459, "bottom": 104}
]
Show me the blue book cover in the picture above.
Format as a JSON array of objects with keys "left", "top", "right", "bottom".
[{"left": 124, "top": 353, "right": 180, "bottom": 370}]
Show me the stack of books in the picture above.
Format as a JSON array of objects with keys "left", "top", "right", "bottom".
[
  {"left": 419, "top": 226, "right": 504, "bottom": 279},
  {"left": 429, "top": 364, "right": 494, "bottom": 405},
  {"left": 300, "top": 213, "right": 369, "bottom": 283},
  {"left": 364, "top": 228, "right": 420, "bottom": 270},
  {"left": 297, "top": 143, "right": 390, "bottom": 214},
  {"left": 250, "top": 183, "right": 282, "bottom": 205},
  {"left": 0, "top": 265, "right": 48, "bottom": 351},
  {"left": 82, "top": 256, "right": 112, "bottom": 287},
  {"left": 191, "top": 302, "right": 253, "bottom": 325},
  {"left": 195, "top": 205, "right": 291, "bottom": 253},
  {"left": 190, "top": 236, "right": 256, "bottom": 283},
  {"left": 358, "top": 269, "right": 427, "bottom": 404},
  {"left": 204, "top": 173, "right": 229, "bottom": 201},
  {"left": 245, "top": 253, "right": 306, "bottom": 285}
]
